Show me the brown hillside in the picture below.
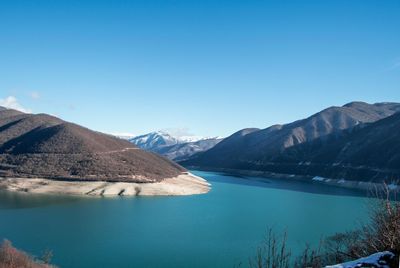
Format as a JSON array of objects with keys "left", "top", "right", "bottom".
[{"left": 0, "top": 108, "right": 185, "bottom": 182}]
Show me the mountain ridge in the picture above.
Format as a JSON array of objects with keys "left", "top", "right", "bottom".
[
  {"left": 129, "top": 131, "right": 222, "bottom": 161},
  {"left": 182, "top": 101, "right": 400, "bottom": 182},
  {"left": 0, "top": 107, "right": 186, "bottom": 182}
]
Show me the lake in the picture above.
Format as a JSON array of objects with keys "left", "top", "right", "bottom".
[{"left": 0, "top": 171, "right": 370, "bottom": 267}]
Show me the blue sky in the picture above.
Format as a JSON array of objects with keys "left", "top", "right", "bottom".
[{"left": 1, "top": 0, "right": 399, "bottom": 137}]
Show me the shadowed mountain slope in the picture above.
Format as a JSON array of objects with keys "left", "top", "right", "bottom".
[
  {"left": 270, "top": 112, "right": 400, "bottom": 181},
  {"left": 183, "top": 102, "right": 400, "bottom": 182}
]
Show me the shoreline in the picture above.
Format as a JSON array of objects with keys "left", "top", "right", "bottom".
[
  {"left": 186, "top": 166, "right": 399, "bottom": 192},
  {"left": 0, "top": 172, "right": 211, "bottom": 197}
]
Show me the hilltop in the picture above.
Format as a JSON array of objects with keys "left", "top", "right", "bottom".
[{"left": 0, "top": 107, "right": 210, "bottom": 196}]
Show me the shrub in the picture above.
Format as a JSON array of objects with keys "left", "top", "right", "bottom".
[{"left": 0, "top": 240, "right": 55, "bottom": 268}]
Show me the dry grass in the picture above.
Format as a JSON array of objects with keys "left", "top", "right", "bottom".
[{"left": 0, "top": 240, "right": 55, "bottom": 268}]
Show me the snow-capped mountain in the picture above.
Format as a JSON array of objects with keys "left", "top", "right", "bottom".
[
  {"left": 129, "top": 131, "right": 222, "bottom": 161},
  {"left": 177, "top": 135, "right": 209, "bottom": 143},
  {"left": 156, "top": 138, "right": 223, "bottom": 161},
  {"left": 129, "top": 131, "right": 180, "bottom": 150}
]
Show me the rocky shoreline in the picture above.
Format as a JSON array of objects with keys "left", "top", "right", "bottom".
[
  {"left": 186, "top": 166, "right": 399, "bottom": 192},
  {"left": 0, "top": 172, "right": 211, "bottom": 196}
]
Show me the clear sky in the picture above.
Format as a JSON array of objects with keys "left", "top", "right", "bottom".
[{"left": 1, "top": 0, "right": 399, "bottom": 137}]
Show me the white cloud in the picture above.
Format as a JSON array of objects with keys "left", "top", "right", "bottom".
[
  {"left": 107, "top": 132, "right": 137, "bottom": 139},
  {"left": 29, "top": 91, "right": 40, "bottom": 100},
  {"left": 0, "top": 96, "right": 32, "bottom": 113},
  {"left": 110, "top": 132, "right": 136, "bottom": 136}
]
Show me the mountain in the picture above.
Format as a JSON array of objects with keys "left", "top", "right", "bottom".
[
  {"left": 182, "top": 102, "right": 400, "bottom": 182},
  {"left": 129, "top": 131, "right": 222, "bottom": 161},
  {"left": 0, "top": 107, "right": 185, "bottom": 182},
  {"left": 271, "top": 111, "right": 400, "bottom": 181},
  {"left": 154, "top": 138, "right": 222, "bottom": 161},
  {"left": 130, "top": 131, "right": 180, "bottom": 150}
]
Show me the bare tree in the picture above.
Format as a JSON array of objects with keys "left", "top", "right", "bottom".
[
  {"left": 249, "top": 229, "right": 291, "bottom": 268},
  {"left": 246, "top": 184, "right": 400, "bottom": 268}
]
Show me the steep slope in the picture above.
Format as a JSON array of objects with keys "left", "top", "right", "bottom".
[
  {"left": 129, "top": 131, "right": 179, "bottom": 150},
  {"left": 183, "top": 102, "right": 400, "bottom": 181},
  {"left": 129, "top": 131, "right": 222, "bottom": 161},
  {"left": 272, "top": 112, "right": 400, "bottom": 181},
  {"left": 0, "top": 108, "right": 185, "bottom": 182},
  {"left": 155, "top": 138, "right": 222, "bottom": 161},
  {"left": 0, "top": 112, "right": 63, "bottom": 145}
]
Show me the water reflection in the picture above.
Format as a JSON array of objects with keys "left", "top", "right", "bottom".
[
  {"left": 0, "top": 190, "right": 83, "bottom": 209},
  {"left": 200, "top": 171, "right": 369, "bottom": 198}
]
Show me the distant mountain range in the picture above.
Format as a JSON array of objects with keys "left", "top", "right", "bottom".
[
  {"left": 0, "top": 107, "right": 185, "bottom": 182},
  {"left": 129, "top": 131, "right": 222, "bottom": 161},
  {"left": 182, "top": 102, "right": 400, "bottom": 182}
]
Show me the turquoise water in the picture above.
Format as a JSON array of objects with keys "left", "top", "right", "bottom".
[{"left": 0, "top": 171, "right": 370, "bottom": 268}]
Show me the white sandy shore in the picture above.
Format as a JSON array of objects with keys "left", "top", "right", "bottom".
[{"left": 0, "top": 173, "right": 211, "bottom": 196}]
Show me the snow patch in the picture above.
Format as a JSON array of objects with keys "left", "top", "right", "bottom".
[
  {"left": 312, "top": 176, "right": 326, "bottom": 182},
  {"left": 388, "top": 183, "right": 398, "bottom": 191},
  {"left": 326, "top": 251, "right": 395, "bottom": 268}
]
